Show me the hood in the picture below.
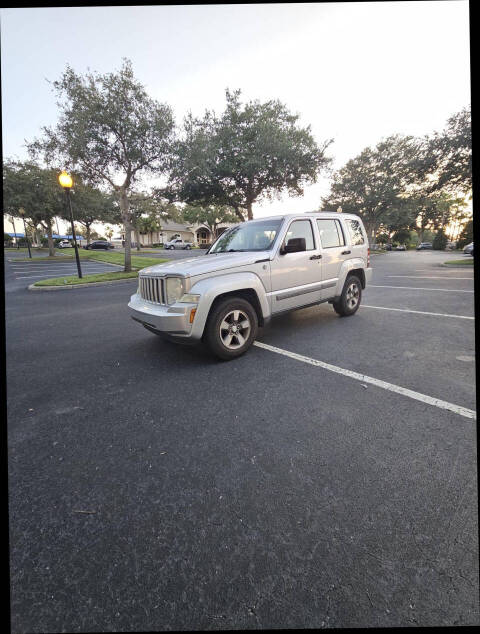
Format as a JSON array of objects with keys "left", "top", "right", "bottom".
[{"left": 140, "top": 251, "right": 271, "bottom": 278}]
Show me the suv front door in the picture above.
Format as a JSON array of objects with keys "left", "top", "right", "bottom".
[{"left": 270, "top": 218, "right": 323, "bottom": 314}]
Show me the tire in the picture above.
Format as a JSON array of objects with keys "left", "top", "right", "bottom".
[
  {"left": 332, "top": 274, "right": 362, "bottom": 317},
  {"left": 204, "top": 297, "right": 258, "bottom": 360},
  {"left": 185, "top": 245, "right": 191, "bottom": 250}
]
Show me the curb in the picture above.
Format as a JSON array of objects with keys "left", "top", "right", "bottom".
[{"left": 28, "top": 277, "right": 138, "bottom": 291}]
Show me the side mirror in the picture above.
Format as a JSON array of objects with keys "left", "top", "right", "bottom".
[{"left": 281, "top": 237, "right": 306, "bottom": 254}]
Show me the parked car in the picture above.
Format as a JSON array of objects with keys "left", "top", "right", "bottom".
[
  {"left": 129, "top": 212, "right": 373, "bottom": 360},
  {"left": 57, "top": 240, "right": 72, "bottom": 248},
  {"left": 385, "top": 243, "right": 392, "bottom": 251},
  {"left": 83, "top": 240, "right": 115, "bottom": 250},
  {"left": 416, "top": 242, "right": 433, "bottom": 250},
  {"left": 463, "top": 242, "right": 474, "bottom": 256},
  {"left": 164, "top": 238, "right": 193, "bottom": 250},
  {"left": 395, "top": 244, "right": 406, "bottom": 251},
  {"left": 446, "top": 241, "right": 457, "bottom": 250}
]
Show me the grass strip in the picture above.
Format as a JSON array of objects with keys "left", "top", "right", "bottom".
[
  {"left": 11, "top": 250, "right": 168, "bottom": 269},
  {"left": 444, "top": 259, "right": 474, "bottom": 266},
  {"left": 34, "top": 271, "right": 140, "bottom": 286}
]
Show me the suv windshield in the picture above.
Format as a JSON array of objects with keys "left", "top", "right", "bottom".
[{"left": 209, "top": 219, "right": 283, "bottom": 253}]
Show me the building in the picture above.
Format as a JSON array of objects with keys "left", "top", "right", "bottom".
[{"left": 126, "top": 219, "right": 238, "bottom": 247}]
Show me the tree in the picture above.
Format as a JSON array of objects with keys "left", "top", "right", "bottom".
[
  {"left": 322, "top": 135, "right": 424, "bottom": 245},
  {"left": 456, "top": 219, "right": 473, "bottom": 249},
  {"left": 28, "top": 59, "right": 176, "bottom": 271},
  {"left": 424, "top": 107, "right": 472, "bottom": 195},
  {"left": 412, "top": 191, "right": 464, "bottom": 242},
  {"left": 66, "top": 176, "right": 118, "bottom": 244},
  {"left": 165, "top": 89, "right": 332, "bottom": 220},
  {"left": 128, "top": 193, "right": 179, "bottom": 249},
  {"left": 181, "top": 203, "right": 238, "bottom": 241},
  {"left": 3, "top": 160, "right": 64, "bottom": 256},
  {"left": 432, "top": 229, "right": 448, "bottom": 250}
]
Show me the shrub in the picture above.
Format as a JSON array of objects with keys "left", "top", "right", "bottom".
[{"left": 432, "top": 230, "right": 448, "bottom": 250}]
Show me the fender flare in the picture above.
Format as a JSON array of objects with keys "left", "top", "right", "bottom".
[
  {"left": 189, "top": 272, "right": 270, "bottom": 338},
  {"left": 334, "top": 258, "right": 367, "bottom": 296}
]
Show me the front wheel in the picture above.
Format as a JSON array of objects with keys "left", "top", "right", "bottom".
[
  {"left": 204, "top": 297, "right": 258, "bottom": 360},
  {"left": 332, "top": 275, "right": 362, "bottom": 317}
]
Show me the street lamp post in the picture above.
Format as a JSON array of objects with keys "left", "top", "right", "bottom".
[
  {"left": 18, "top": 208, "right": 32, "bottom": 258},
  {"left": 59, "top": 171, "right": 82, "bottom": 278}
]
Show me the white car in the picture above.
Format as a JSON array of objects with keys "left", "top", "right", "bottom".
[
  {"left": 164, "top": 238, "right": 193, "bottom": 250},
  {"left": 57, "top": 240, "right": 72, "bottom": 248}
]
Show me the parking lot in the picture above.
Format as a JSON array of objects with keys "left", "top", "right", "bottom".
[{"left": 5, "top": 249, "right": 477, "bottom": 630}]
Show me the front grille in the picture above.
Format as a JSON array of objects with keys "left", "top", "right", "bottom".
[{"left": 139, "top": 276, "right": 165, "bottom": 304}]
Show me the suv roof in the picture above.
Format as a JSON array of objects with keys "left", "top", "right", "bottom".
[{"left": 248, "top": 212, "right": 361, "bottom": 222}]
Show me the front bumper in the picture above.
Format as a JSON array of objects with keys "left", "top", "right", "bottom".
[{"left": 128, "top": 292, "right": 200, "bottom": 340}]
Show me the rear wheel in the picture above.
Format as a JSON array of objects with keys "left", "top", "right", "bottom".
[
  {"left": 332, "top": 274, "right": 362, "bottom": 317},
  {"left": 205, "top": 297, "right": 258, "bottom": 360}
]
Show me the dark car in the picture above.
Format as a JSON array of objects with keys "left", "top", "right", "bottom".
[
  {"left": 385, "top": 243, "right": 392, "bottom": 251},
  {"left": 416, "top": 242, "right": 433, "bottom": 250},
  {"left": 83, "top": 241, "right": 115, "bottom": 250}
]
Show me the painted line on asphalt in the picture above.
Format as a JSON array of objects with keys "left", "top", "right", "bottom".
[
  {"left": 254, "top": 341, "right": 476, "bottom": 420},
  {"left": 361, "top": 305, "right": 474, "bottom": 320},
  {"left": 392, "top": 274, "right": 474, "bottom": 279},
  {"left": 15, "top": 269, "right": 110, "bottom": 280},
  {"left": 370, "top": 285, "right": 474, "bottom": 293}
]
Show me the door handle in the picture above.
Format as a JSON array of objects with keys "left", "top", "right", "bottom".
[
  {"left": 310, "top": 254, "right": 322, "bottom": 260},
  {"left": 341, "top": 250, "right": 351, "bottom": 255}
]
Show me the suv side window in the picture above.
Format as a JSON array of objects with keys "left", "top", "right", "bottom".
[
  {"left": 346, "top": 219, "right": 365, "bottom": 246},
  {"left": 316, "top": 219, "right": 345, "bottom": 248},
  {"left": 284, "top": 220, "right": 315, "bottom": 250}
]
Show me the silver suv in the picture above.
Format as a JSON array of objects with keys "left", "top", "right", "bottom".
[{"left": 128, "top": 213, "right": 372, "bottom": 360}]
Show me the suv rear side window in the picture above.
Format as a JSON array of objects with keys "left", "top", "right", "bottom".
[
  {"left": 346, "top": 219, "right": 365, "bottom": 246},
  {"left": 284, "top": 219, "right": 315, "bottom": 250},
  {"left": 316, "top": 219, "right": 345, "bottom": 248}
]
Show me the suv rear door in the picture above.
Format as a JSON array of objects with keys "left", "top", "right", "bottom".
[
  {"left": 343, "top": 217, "right": 368, "bottom": 263},
  {"left": 315, "top": 217, "right": 349, "bottom": 297}
]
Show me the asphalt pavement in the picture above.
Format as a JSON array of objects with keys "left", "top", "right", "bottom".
[{"left": 5, "top": 249, "right": 478, "bottom": 631}]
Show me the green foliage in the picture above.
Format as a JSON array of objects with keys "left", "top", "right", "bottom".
[
  {"left": 28, "top": 58, "right": 176, "bottom": 271},
  {"left": 432, "top": 229, "right": 448, "bottom": 250},
  {"left": 456, "top": 219, "right": 473, "bottom": 249},
  {"left": 322, "top": 135, "right": 424, "bottom": 242},
  {"left": 181, "top": 203, "right": 238, "bottom": 239},
  {"left": 424, "top": 107, "right": 471, "bottom": 195},
  {"left": 165, "top": 89, "right": 332, "bottom": 220},
  {"left": 3, "top": 160, "right": 65, "bottom": 255}
]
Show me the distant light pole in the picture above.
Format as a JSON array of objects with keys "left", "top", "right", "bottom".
[
  {"left": 58, "top": 171, "right": 82, "bottom": 278},
  {"left": 10, "top": 215, "right": 20, "bottom": 249},
  {"left": 18, "top": 208, "right": 32, "bottom": 259}
]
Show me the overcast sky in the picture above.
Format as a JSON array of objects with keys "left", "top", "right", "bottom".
[{"left": 1, "top": 1, "right": 471, "bottom": 226}]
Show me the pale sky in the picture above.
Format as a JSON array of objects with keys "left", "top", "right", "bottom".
[{"left": 1, "top": 1, "right": 471, "bottom": 233}]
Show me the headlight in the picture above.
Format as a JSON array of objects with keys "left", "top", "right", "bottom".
[
  {"left": 179, "top": 293, "right": 201, "bottom": 304},
  {"left": 166, "top": 277, "right": 184, "bottom": 304}
]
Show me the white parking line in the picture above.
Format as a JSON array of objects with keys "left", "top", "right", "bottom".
[
  {"left": 361, "top": 305, "right": 474, "bottom": 320},
  {"left": 15, "top": 269, "right": 109, "bottom": 280},
  {"left": 387, "top": 275, "right": 473, "bottom": 280},
  {"left": 254, "top": 341, "right": 476, "bottom": 420},
  {"left": 370, "top": 285, "right": 474, "bottom": 293}
]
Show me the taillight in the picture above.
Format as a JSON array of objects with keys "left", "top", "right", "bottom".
[{"left": 367, "top": 247, "right": 370, "bottom": 267}]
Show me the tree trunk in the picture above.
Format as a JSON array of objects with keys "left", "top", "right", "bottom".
[
  {"left": 135, "top": 228, "right": 141, "bottom": 251},
  {"left": 86, "top": 225, "right": 91, "bottom": 245},
  {"left": 46, "top": 220, "right": 55, "bottom": 257},
  {"left": 246, "top": 200, "right": 253, "bottom": 221},
  {"left": 232, "top": 204, "right": 245, "bottom": 222},
  {"left": 119, "top": 188, "right": 132, "bottom": 272}
]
